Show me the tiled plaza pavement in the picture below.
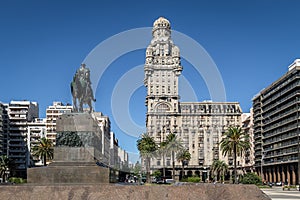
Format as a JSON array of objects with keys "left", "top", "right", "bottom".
[{"left": 261, "top": 187, "right": 300, "bottom": 200}]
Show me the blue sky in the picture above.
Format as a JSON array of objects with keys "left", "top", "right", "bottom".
[{"left": 1, "top": 0, "right": 300, "bottom": 163}]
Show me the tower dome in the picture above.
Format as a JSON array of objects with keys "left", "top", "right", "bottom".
[{"left": 153, "top": 17, "right": 171, "bottom": 31}]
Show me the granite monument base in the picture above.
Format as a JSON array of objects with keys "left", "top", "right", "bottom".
[{"left": 27, "top": 147, "right": 110, "bottom": 184}]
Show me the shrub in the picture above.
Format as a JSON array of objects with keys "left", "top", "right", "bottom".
[
  {"left": 152, "top": 170, "right": 161, "bottom": 178},
  {"left": 241, "top": 173, "right": 261, "bottom": 185},
  {"left": 8, "top": 177, "right": 27, "bottom": 184},
  {"left": 187, "top": 176, "right": 201, "bottom": 183}
]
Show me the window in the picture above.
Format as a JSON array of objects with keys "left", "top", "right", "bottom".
[{"left": 156, "top": 103, "right": 170, "bottom": 112}]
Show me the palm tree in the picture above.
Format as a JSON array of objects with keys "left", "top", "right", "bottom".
[
  {"left": 137, "top": 133, "right": 157, "bottom": 183},
  {"left": 157, "top": 141, "right": 168, "bottom": 178},
  {"left": 176, "top": 148, "right": 191, "bottom": 180},
  {"left": 220, "top": 126, "right": 250, "bottom": 184},
  {"left": 32, "top": 137, "right": 54, "bottom": 166},
  {"left": 165, "top": 133, "right": 183, "bottom": 180},
  {"left": 211, "top": 160, "right": 221, "bottom": 182},
  {"left": 211, "top": 160, "right": 228, "bottom": 183},
  {"left": 0, "top": 155, "right": 9, "bottom": 182}
]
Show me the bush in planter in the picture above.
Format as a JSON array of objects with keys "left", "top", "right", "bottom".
[
  {"left": 241, "top": 173, "right": 261, "bottom": 185},
  {"left": 8, "top": 177, "right": 26, "bottom": 184},
  {"left": 187, "top": 176, "right": 201, "bottom": 183}
]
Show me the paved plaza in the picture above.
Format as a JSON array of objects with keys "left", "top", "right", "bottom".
[{"left": 261, "top": 187, "right": 300, "bottom": 200}]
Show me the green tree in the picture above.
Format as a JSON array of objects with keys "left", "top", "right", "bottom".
[
  {"left": 137, "top": 133, "right": 157, "bottom": 183},
  {"left": 165, "top": 133, "right": 183, "bottom": 180},
  {"left": 32, "top": 137, "right": 54, "bottom": 166},
  {"left": 0, "top": 155, "right": 10, "bottom": 182},
  {"left": 220, "top": 126, "right": 250, "bottom": 184},
  {"left": 152, "top": 170, "right": 161, "bottom": 179},
  {"left": 132, "top": 161, "right": 142, "bottom": 176},
  {"left": 176, "top": 148, "right": 191, "bottom": 180},
  {"left": 211, "top": 160, "right": 228, "bottom": 183},
  {"left": 241, "top": 172, "right": 262, "bottom": 185}
]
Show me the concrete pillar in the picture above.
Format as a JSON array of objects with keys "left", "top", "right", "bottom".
[
  {"left": 273, "top": 167, "right": 276, "bottom": 183},
  {"left": 265, "top": 169, "right": 269, "bottom": 182},
  {"left": 277, "top": 166, "right": 281, "bottom": 183},
  {"left": 282, "top": 166, "right": 286, "bottom": 184},
  {"left": 292, "top": 165, "right": 296, "bottom": 185},
  {"left": 287, "top": 167, "right": 290, "bottom": 185}
]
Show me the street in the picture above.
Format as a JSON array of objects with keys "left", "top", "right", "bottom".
[{"left": 261, "top": 187, "right": 300, "bottom": 200}]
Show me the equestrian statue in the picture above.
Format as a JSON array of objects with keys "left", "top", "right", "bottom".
[{"left": 71, "top": 63, "right": 96, "bottom": 113}]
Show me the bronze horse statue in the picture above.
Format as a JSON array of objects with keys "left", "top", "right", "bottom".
[{"left": 71, "top": 64, "right": 96, "bottom": 113}]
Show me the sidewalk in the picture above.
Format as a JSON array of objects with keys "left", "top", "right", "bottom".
[{"left": 261, "top": 187, "right": 300, "bottom": 200}]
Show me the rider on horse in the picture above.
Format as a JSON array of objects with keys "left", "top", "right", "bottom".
[{"left": 71, "top": 63, "right": 96, "bottom": 112}]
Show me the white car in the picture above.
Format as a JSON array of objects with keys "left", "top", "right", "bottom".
[{"left": 275, "top": 182, "right": 282, "bottom": 186}]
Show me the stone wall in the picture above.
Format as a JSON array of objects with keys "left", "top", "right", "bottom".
[
  {"left": 27, "top": 166, "right": 109, "bottom": 184},
  {"left": 0, "top": 184, "right": 270, "bottom": 200}
]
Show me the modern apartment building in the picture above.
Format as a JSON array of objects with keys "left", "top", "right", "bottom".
[
  {"left": 253, "top": 59, "right": 300, "bottom": 185},
  {"left": 118, "top": 147, "right": 129, "bottom": 171},
  {"left": 92, "top": 112, "right": 111, "bottom": 165},
  {"left": 144, "top": 17, "right": 242, "bottom": 180},
  {"left": 241, "top": 110, "right": 255, "bottom": 172},
  {"left": 110, "top": 131, "right": 119, "bottom": 168},
  {"left": 0, "top": 103, "right": 4, "bottom": 155},
  {"left": 5, "top": 100, "right": 38, "bottom": 177},
  {"left": 27, "top": 118, "right": 46, "bottom": 166},
  {"left": 46, "top": 102, "right": 72, "bottom": 145}
]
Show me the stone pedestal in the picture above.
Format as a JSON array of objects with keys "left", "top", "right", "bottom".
[
  {"left": 27, "top": 147, "right": 109, "bottom": 184},
  {"left": 27, "top": 113, "right": 110, "bottom": 184}
]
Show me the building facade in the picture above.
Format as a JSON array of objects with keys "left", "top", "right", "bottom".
[
  {"left": 144, "top": 17, "right": 242, "bottom": 180},
  {"left": 46, "top": 102, "right": 72, "bottom": 145},
  {"left": 253, "top": 59, "right": 300, "bottom": 185},
  {"left": 241, "top": 110, "right": 255, "bottom": 172},
  {"left": 27, "top": 118, "right": 46, "bottom": 166},
  {"left": 5, "top": 100, "right": 39, "bottom": 177},
  {"left": 110, "top": 131, "right": 119, "bottom": 168},
  {"left": 0, "top": 103, "right": 5, "bottom": 155},
  {"left": 92, "top": 112, "right": 111, "bottom": 165}
]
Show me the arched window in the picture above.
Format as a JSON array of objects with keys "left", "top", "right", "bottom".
[{"left": 156, "top": 103, "right": 170, "bottom": 112}]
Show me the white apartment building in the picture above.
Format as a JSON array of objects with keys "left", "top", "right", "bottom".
[
  {"left": 110, "top": 131, "right": 119, "bottom": 168},
  {"left": 92, "top": 112, "right": 111, "bottom": 165},
  {"left": 5, "top": 100, "right": 38, "bottom": 178},
  {"left": 46, "top": 102, "right": 72, "bottom": 145},
  {"left": 118, "top": 147, "right": 129, "bottom": 171},
  {"left": 27, "top": 118, "right": 46, "bottom": 166},
  {"left": 241, "top": 109, "right": 255, "bottom": 173}
]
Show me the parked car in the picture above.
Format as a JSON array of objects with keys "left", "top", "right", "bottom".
[
  {"left": 275, "top": 181, "right": 282, "bottom": 186},
  {"left": 267, "top": 182, "right": 273, "bottom": 187}
]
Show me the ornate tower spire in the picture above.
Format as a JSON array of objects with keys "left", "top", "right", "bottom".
[{"left": 144, "top": 17, "right": 182, "bottom": 139}]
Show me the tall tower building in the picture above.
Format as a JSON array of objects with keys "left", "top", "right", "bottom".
[
  {"left": 144, "top": 17, "right": 182, "bottom": 142},
  {"left": 144, "top": 17, "right": 242, "bottom": 181}
]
